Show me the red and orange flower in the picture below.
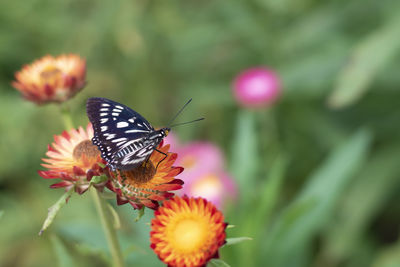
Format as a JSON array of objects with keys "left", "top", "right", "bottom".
[
  {"left": 106, "top": 141, "right": 184, "bottom": 210},
  {"left": 150, "top": 196, "right": 227, "bottom": 267},
  {"left": 38, "top": 123, "right": 107, "bottom": 194},
  {"left": 12, "top": 54, "right": 86, "bottom": 104}
]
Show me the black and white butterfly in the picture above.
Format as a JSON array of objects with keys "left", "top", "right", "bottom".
[{"left": 86, "top": 97, "right": 171, "bottom": 171}]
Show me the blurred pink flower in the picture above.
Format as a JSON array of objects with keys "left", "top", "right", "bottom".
[
  {"left": 233, "top": 67, "right": 281, "bottom": 108},
  {"left": 163, "top": 132, "right": 179, "bottom": 150},
  {"left": 181, "top": 171, "right": 236, "bottom": 208},
  {"left": 174, "top": 141, "right": 237, "bottom": 208},
  {"left": 175, "top": 142, "right": 224, "bottom": 180}
]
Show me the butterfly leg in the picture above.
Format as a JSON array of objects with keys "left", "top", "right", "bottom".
[
  {"left": 141, "top": 156, "right": 151, "bottom": 175},
  {"left": 154, "top": 149, "right": 168, "bottom": 171}
]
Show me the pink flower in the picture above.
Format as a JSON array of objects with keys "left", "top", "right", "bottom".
[
  {"left": 181, "top": 171, "right": 236, "bottom": 209},
  {"left": 176, "top": 142, "right": 224, "bottom": 180},
  {"left": 174, "top": 141, "right": 237, "bottom": 208},
  {"left": 233, "top": 67, "right": 281, "bottom": 108},
  {"left": 163, "top": 132, "right": 179, "bottom": 150}
]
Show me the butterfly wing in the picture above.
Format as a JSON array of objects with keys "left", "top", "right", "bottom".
[
  {"left": 111, "top": 139, "right": 161, "bottom": 170},
  {"left": 86, "top": 97, "right": 155, "bottom": 169}
]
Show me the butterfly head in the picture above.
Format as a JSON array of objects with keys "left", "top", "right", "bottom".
[{"left": 161, "top": 127, "right": 170, "bottom": 137}]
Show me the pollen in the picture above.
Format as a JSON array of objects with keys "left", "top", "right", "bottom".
[
  {"left": 118, "top": 160, "right": 156, "bottom": 185},
  {"left": 170, "top": 218, "right": 207, "bottom": 253},
  {"left": 73, "top": 140, "right": 100, "bottom": 160},
  {"left": 40, "top": 66, "right": 62, "bottom": 82}
]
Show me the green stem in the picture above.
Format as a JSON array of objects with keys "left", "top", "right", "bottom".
[
  {"left": 60, "top": 104, "right": 74, "bottom": 130},
  {"left": 91, "top": 188, "right": 124, "bottom": 267}
]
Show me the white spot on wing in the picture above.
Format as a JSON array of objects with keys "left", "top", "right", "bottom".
[
  {"left": 112, "top": 113, "right": 119, "bottom": 116},
  {"left": 143, "top": 122, "right": 152, "bottom": 129},
  {"left": 100, "top": 118, "right": 108, "bottom": 123},
  {"left": 100, "top": 108, "right": 108, "bottom": 111},
  {"left": 121, "top": 156, "right": 144, "bottom": 165},
  {"left": 101, "top": 103, "right": 110, "bottom": 107},
  {"left": 100, "top": 113, "right": 108, "bottom": 117},
  {"left": 112, "top": 137, "right": 128, "bottom": 143},
  {"left": 116, "top": 121, "right": 129, "bottom": 128},
  {"left": 101, "top": 126, "right": 108, "bottom": 132},
  {"left": 106, "top": 134, "right": 116, "bottom": 140},
  {"left": 125, "top": 129, "right": 148, "bottom": 133},
  {"left": 113, "top": 108, "right": 122, "bottom": 113},
  {"left": 116, "top": 141, "right": 126, "bottom": 146},
  {"left": 115, "top": 105, "right": 124, "bottom": 109},
  {"left": 119, "top": 139, "right": 142, "bottom": 149}
]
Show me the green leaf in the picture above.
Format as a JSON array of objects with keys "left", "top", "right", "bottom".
[
  {"left": 255, "top": 155, "right": 289, "bottom": 228},
  {"left": 39, "top": 188, "right": 74, "bottom": 235},
  {"left": 263, "top": 129, "right": 372, "bottom": 266},
  {"left": 134, "top": 206, "right": 145, "bottom": 222},
  {"left": 230, "top": 110, "right": 257, "bottom": 201},
  {"left": 237, "top": 155, "right": 289, "bottom": 267},
  {"left": 372, "top": 243, "right": 400, "bottom": 267},
  {"left": 97, "top": 162, "right": 106, "bottom": 168},
  {"left": 50, "top": 234, "right": 75, "bottom": 267},
  {"left": 225, "top": 237, "right": 253, "bottom": 246},
  {"left": 208, "top": 259, "right": 231, "bottom": 267},
  {"left": 90, "top": 175, "right": 108, "bottom": 185},
  {"left": 324, "top": 144, "right": 400, "bottom": 261},
  {"left": 328, "top": 15, "right": 400, "bottom": 108}
]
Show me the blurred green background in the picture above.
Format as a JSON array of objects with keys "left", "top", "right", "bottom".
[{"left": 2, "top": 0, "right": 400, "bottom": 266}]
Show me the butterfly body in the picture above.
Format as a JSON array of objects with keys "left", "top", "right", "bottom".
[{"left": 86, "top": 97, "right": 169, "bottom": 171}]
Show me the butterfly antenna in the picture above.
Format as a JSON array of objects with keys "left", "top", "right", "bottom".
[
  {"left": 170, "top": 118, "right": 205, "bottom": 128},
  {"left": 167, "top": 98, "right": 193, "bottom": 127}
]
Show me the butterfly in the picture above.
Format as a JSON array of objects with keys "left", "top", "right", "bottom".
[{"left": 86, "top": 97, "right": 171, "bottom": 171}]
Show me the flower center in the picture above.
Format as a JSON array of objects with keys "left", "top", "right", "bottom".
[
  {"left": 190, "top": 174, "right": 222, "bottom": 199},
  {"left": 72, "top": 140, "right": 100, "bottom": 160},
  {"left": 172, "top": 218, "right": 207, "bottom": 253},
  {"left": 40, "top": 65, "right": 62, "bottom": 83},
  {"left": 181, "top": 155, "right": 197, "bottom": 169},
  {"left": 120, "top": 161, "right": 156, "bottom": 185}
]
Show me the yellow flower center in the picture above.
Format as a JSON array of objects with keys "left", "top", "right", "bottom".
[
  {"left": 181, "top": 155, "right": 197, "bottom": 169},
  {"left": 73, "top": 140, "right": 100, "bottom": 161},
  {"left": 40, "top": 65, "right": 62, "bottom": 83},
  {"left": 119, "top": 161, "right": 156, "bottom": 185},
  {"left": 191, "top": 174, "right": 222, "bottom": 199},
  {"left": 170, "top": 217, "right": 208, "bottom": 253}
]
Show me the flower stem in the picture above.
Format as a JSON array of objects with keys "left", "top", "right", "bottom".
[
  {"left": 60, "top": 104, "right": 74, "bottom": 130},
  {"left": 90, "top": 188, "right": 124, "bottom": 267}
]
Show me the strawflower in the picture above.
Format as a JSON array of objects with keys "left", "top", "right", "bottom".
[
  {"left": 12, "top": 54, "right": 86, "bottom": 104},
  {"left": 175, "top": 142, "right": 224, "bottom": 179},
  {"left": 38, "top": 123, "right": 107, "bottom": 194},
  {"left": 106, "top": 141, "right": 184, "bottom": 210},
  {"left": 175, "top": 142, "right": 237, "bottom": 208},
  {"left": 150, "top": 196, "right": 227, "bottom": 267},
  {"left": 233, "top": 67, "right": 281, "bottom": 108},
  {"left": 181, "top": 171, "right": 236, "bottom": 209}
]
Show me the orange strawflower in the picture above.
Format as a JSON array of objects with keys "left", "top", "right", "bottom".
[
  {"left": 150, "top": 196, "right": 227, "bottom": 267},
  {"left": 38, "top": 124, "right": 107, "bottom": 194},
  {"left": 12, "top": 54, "right": 86, "bottom": 104},
  {"left": 106, "top": 141, "right": 183, "bottom": 210}
]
